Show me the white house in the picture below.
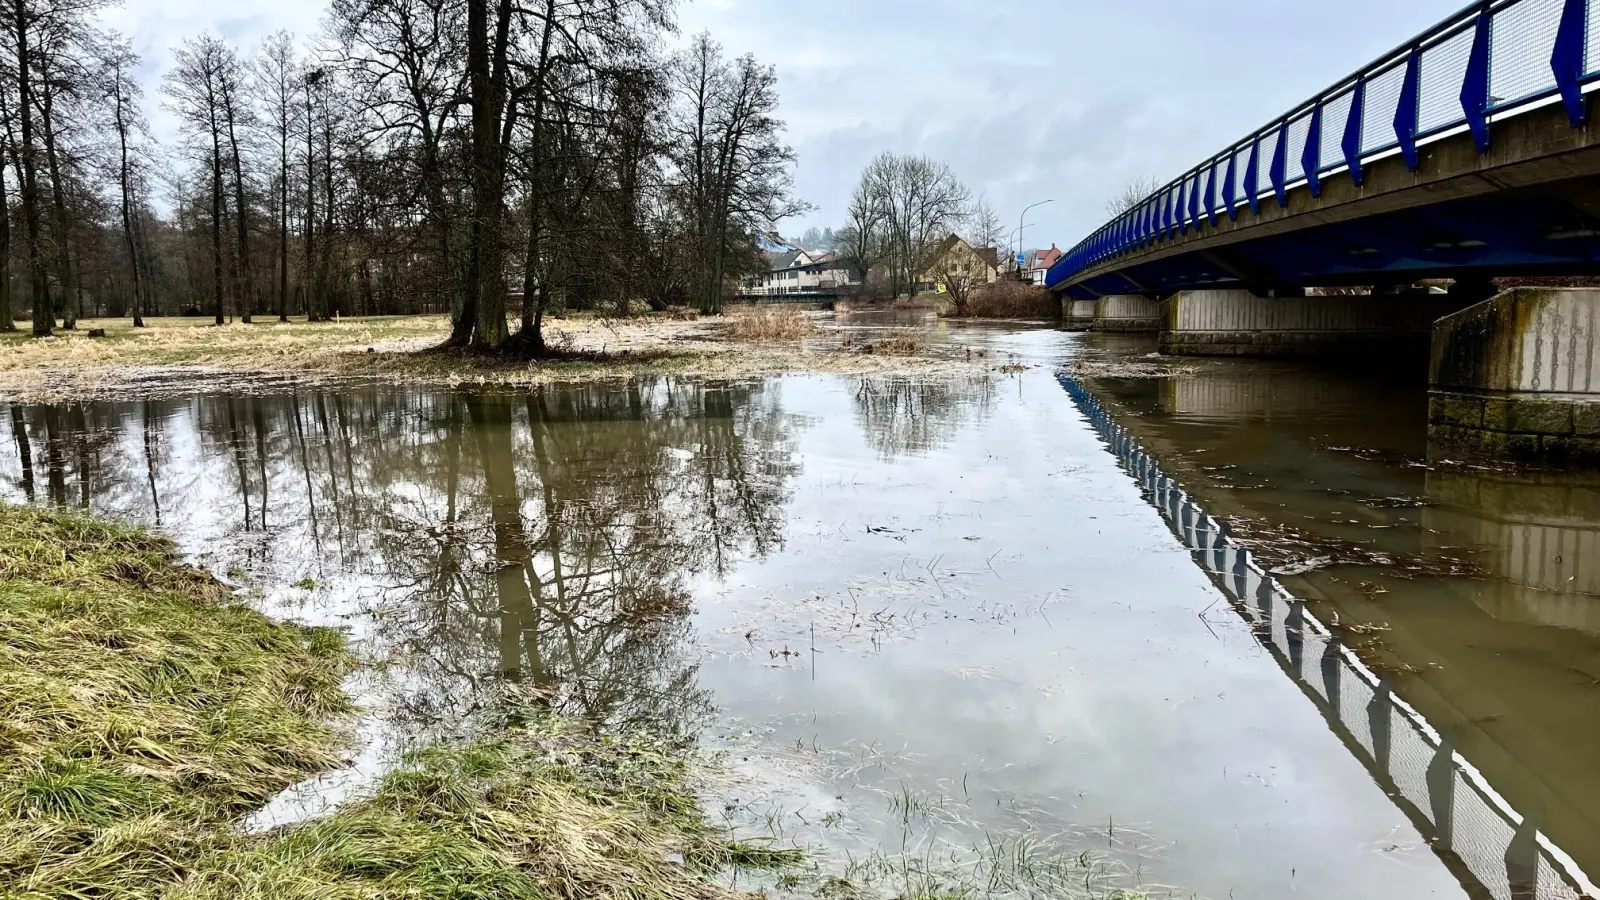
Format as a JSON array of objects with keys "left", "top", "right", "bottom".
[{"left": 743, "top": 249, "right": 860, "bottom": 298}]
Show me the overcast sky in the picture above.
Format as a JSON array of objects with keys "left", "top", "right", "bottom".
[{"left": 106, "top": 0, "right": 1468, "bottom": 251}]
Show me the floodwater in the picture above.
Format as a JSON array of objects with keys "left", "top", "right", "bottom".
[{"left": 0, "top": 314, "right": 1595, "bottom": 899}]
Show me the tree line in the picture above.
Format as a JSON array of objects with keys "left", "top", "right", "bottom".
[
  {"left": 0, "top": 0, "right": 799, "bottom": 353},
  {"left": 832, "top": 151, "right": 1006, "bottom": 300}
]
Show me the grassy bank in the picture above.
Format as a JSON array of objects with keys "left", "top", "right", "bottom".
[
  {"left": 0, "top": 504, "right": 797, "bottom": 899},
  {"left": 0, "top": 312, "right": 967, "bottom": 402}
]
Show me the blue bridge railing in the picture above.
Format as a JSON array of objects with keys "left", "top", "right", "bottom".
[{"left": 1047, "top": 0, "right": 1600, "bottom": 291}]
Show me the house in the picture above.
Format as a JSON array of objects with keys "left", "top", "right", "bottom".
[
  {"left": 918, "top": 234, "right": 999, "bottom": 293},
  {"left": 742, "top": 248, "right": 860, "bottom": 299},
  {"left": 1021, "top": 245, "right": 1063, "bottom": 285}
]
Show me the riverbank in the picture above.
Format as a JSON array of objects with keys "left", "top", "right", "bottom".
[
  {"left": 0, "top": 503, "right": 801, "bottom": 899},
  {"left": 0, "top": 310, "right": 972, "bottom": 403}
]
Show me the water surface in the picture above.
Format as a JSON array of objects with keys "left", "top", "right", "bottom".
[{"left": 3, "top": 319, "right": 1589, "bottom": 898}]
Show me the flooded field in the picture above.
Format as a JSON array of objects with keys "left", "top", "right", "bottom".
[{"left": 2, "top": 314, "right": 1596, "bottom": 898}]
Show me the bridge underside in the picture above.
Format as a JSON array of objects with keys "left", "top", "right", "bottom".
[{"left": 1059, "top": 181, "right": 1600, "bottom": 301}]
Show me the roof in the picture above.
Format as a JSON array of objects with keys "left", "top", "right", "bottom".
[
  {"left": 976, "top": 247, "right": 999, "bottom": 270},
  {"left": 765, "top": 250, "right": 801, "bottom": 270}
]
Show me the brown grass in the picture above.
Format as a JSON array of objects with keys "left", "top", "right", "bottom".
[
  {"left": 720, "top": 305, "right": 816, "bottom": 342},
  {"left": 0, "top": 313, "right": 971, "bottom": 402},
  {"left": 956, "top": 281, "right": 1059, "bottom": 320}
]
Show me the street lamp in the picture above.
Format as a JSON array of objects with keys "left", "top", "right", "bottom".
[{"left": 1016, "top": 199, "right": 1054, "bottom": 277}]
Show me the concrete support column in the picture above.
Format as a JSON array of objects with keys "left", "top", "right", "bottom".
[
  {"left": 1430, "top": 288, "right": 1600, "bottom": 464},
  {"left": 1062, "top": 298, "right": 1097, "bottom": 331},
  {"left": 1160, "top": 289, "right": 1464, "bottom": 357},
  {"left": 1093, "top": 294, "right": 1161, "bottom": 332}
]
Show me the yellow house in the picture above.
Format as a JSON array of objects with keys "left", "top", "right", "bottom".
[{"left": 918, "top": 234, "right": 999, "bottom": 293}]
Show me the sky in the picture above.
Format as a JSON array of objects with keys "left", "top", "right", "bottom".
[{"left": 105, "top": 0, "right": 1469, "bottom": 253}]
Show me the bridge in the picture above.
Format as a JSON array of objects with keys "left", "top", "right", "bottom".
[{"left": 1048, "top": 0, "right": 1600, "bottom": 465}]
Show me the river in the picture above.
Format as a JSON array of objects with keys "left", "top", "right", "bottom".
[{"left": 1, "top": 313, "right": 1595, "bottom": 899}]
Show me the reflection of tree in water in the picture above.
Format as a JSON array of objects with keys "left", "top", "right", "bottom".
[
  {"left": 370, "top": 381, "right": 799, "bottom": 742},
  {"left": 853, "top": 375, "right": 997, "bottom": 460},
  {"left": 0, "top": 379, "right": 801, "bottom": 745}
]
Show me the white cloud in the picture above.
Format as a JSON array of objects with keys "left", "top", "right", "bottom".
[{"left": 108, "top": 0, "right": 1467, "bottom": 249}]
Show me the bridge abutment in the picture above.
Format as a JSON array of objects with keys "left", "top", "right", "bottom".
[
  {"left": 1062, "top": 298, "right": 1097, "bottom": 331},
  {"left": 1429, "top": 288, "right": 1600, "bottom": 465},
  {"left": 1093, "top": 294, "right": 1162, "bottom": 332},
  {"left": 1159, "top": 289, "right": 1460, "bottom": 357}
]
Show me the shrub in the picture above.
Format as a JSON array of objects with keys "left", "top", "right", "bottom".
[{"left": 959, "top": 281, "right": 1058, "bottom": 320}]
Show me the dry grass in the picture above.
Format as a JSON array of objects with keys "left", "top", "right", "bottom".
[
  {"left": 0, "top": 313, "right": 961, "bottom": 402},
  {"left": 0, "top": 502, "right": 800, "bottom": 900},
  {"left": 956, "top": 282, "right": 1059, "bottom": 320},
  {"left": 721, "top": 305, "right": 816, "bottom": 342},
  {"left": 0, "top": 503, "right": 357, "bottom": 899}
]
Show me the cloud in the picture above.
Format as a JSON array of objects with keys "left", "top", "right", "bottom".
[
  {"left": 681, "top": 0, "right": 1467, "bottom": 251},
  {"left": 105, "top": 0, "right": 1467, "bottom": 249}
]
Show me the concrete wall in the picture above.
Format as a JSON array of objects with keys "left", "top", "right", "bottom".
[
  {"left": 1062, "top": 298, "right": 1096, "bottom": 331},
  {"left": 1094, "top": 294, "right": 1161, "bottom": 333},
  {"left": 1160, "top": 290, "right": 1462, "bottom": 357},
  {"left": 1429, "top": 288, "right": 1600, "bottom": 464}
]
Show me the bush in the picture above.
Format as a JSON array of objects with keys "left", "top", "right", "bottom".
[
  {"left": 959, "top": 281, "right": 1058, "bottom": 320},
  {"left": 723, "top": 304, "right": 815, "bottom": 341}
]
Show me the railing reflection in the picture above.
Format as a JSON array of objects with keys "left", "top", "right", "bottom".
[{"left": 1059, "top": 374, "right": 1599, "bottom": 900}]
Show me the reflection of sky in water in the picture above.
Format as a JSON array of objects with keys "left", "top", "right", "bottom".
[{"left": 0, "top": 322, "right": 1553, "bottom": 899}]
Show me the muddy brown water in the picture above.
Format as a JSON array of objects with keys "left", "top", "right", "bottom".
[{"left": 1, "top": 314, "right": 1596, "bottom": 899}]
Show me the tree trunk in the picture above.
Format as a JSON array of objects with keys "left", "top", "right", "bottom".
[
  {"left": 223, "top": 82, "right": 252, "bottom": 323},
  {"left": 114, "top": 73, "right": 145, "bottom": 328},
  {"left": 39, "top": 77, "right": 77, "bottom": 329},
  {"left": 278, "top": 137, "right": 288, "bottom": 320},
  {"left": 465, "top": 0, "right": 511, "bottom": 351},
  {"left": 210, "top": 89, "right": 226, "bottom": 325},
  {"left": 304, "top": 76, "right": 319, "bottom": 321},
  {"left": 13, "top": 0, "right": 48, "bottom": 338}
]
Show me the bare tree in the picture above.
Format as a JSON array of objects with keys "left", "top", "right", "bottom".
[
  {"left": 102, "top": 37, "right": 148, "bottom": 326},
  {"left": 165, "top": 34, "right": 232, "bottom": 325},
  {"left": 11, "top": 0, "right": 52, "bottom": 335},
  {"left": 853, "top": 152, "right": 969, "bottom": 297},
  {"left": 254, "top": 31, "right": 297, "bottom": 322},
  {"left": 967, "top": 196, "right": 1004, "bottom": 253},
  {"left": 1107, "top": 175, "right": 1160, "bottom": 217},
  {"left": 670, "top": 33, "right": 799, "bottom": 314}
]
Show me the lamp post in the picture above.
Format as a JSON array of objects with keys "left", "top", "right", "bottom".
[{"left": 1017, "top": 199, "right": 1054, "bottom": 279}]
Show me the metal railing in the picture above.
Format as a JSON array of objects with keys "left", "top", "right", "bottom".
[
  {"left": 1047, "top": 0, "right": 1600, "bottom": 290},
  {"left": 1058, "top": 374, "right": 1600, "bottom": 900}
]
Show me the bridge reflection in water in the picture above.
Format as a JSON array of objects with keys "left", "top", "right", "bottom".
[{"left": 1060, "top": 376, "right": 1599, "bottom": 900}]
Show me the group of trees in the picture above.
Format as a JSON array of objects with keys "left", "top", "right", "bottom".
[
  {"left": 832, "top": 152, "right": 1005, "bottom": 300},
  {"left": 0, "top": 0, "right": 799, "bottom": 353}
]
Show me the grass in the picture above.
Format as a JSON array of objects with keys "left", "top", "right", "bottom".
[
  {"left": 722, "top": 306, "right": 817, "bottom": 342},
  {"left": 950, "top": 283, "right": 1058, "bottom": 320},
  {"left": 0, "top": 313, "right": 957, "bottom": 402},
  {"left": 0, "top": 502, "right": 807, "bottom": 900},
  {"left": 0, "top": 503, "right": 356, "bottom": 898}
]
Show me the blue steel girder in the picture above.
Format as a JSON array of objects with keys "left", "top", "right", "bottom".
[
  {"left": 1343, "top": 77, "right": 1366, "bottom": 186},
  {"left": 1206, "top": 160, "right": 1219, "bottom": 224},
  {"left": 1223, "top": 151, "right": 1239, "bottom": 220},
  {"left": 1395, "top": 46, "right": 1422, "bottom": 171},
  {"left": 1245, "top": 136, "right": 1261, "bottom": 215},
  {"left": 1303, "top": 102, "right": 1324, "bottom": 198},
  {"left": 1461, "top": 2, "right": 1492, "bottom": 152},
  {"left": 1553, "top": 0, "right": 1589, "bottom": 128},
  {"left": 1269, "top": 120, "right": 1289, "bottom": 208},
  {"left": 1188, "top": 172, "right": 1202, "bottom": 231}
]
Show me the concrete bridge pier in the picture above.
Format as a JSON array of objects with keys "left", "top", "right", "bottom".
[
  {"left": 1062, "top": 298, "right": 1097, "bottom": 331},
  {"left": 1093, "top": 294, "right": 1162, "bottom": 332},
  {"left": 1158, "top": 289, "right": 1463, "bottom": 357},
  {"left": 1429, "top": 288, "right": 1600, "bottom": 465}
]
